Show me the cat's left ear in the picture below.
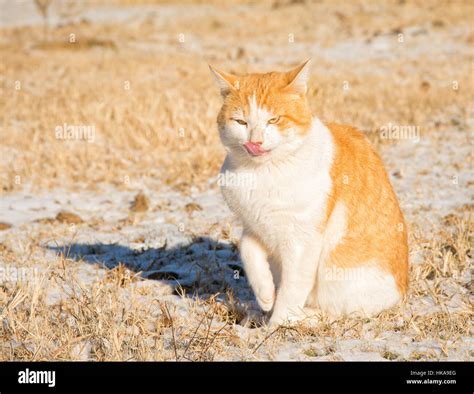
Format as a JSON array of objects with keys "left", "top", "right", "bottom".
[
  {"left": 209, "top": 65, "right": 239, "bottom": 97},
  {"left": 284, "top": 59, "right": 311, "bottom": 95}
]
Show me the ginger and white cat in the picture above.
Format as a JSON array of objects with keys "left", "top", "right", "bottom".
[{"left": 210, "top": 61, "right": 408, "bottom": 327}]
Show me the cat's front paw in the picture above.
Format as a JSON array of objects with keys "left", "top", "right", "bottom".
[
  {"left": 255, "top": 286, "right": 275, "bottom": 312},
  {"left": 267, "top": 309, "right": 305, "bottom": 327}
]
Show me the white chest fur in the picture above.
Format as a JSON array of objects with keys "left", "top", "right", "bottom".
[{"left": 220, "top": 118, "right": 334, "bottom": 255}]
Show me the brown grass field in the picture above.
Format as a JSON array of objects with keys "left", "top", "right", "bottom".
[{"left": 0, "top": 0, "right": 472, "bottom": 361}]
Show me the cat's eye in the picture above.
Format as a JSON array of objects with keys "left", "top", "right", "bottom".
[
  {"left": 233, "top": 118, "right": 247, "bottom": 126},
  {"left": 267, "top": 116, "right": 281, "bottom": 125}
]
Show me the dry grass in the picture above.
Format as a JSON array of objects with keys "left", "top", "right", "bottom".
[
  {"left": 0, "top": 0, "right": 473, "bottom": 361},
  {"left": 0, "top": 212, "right": 471, "bottom": 361},
  {"left": 1, "top": 0, "right": 472, "bottom": 192}
]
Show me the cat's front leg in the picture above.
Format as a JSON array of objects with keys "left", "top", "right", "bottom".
[
  {"left": 268, "top": 238, "right": 322, "bottom": 327},
  {"left": 240, "top": 230, "right": 275, "bottom": 312}
]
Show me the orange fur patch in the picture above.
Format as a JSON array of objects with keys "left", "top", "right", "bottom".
[
  {"left": 216, "top": 69, "right": 312, "bottom": 136},
  {"left": 323, "top": 123, "right": 409, "bottom": 295}
]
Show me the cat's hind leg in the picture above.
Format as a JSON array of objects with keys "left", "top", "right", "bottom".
[{"left": 315, "top": 259, "right": 403, "bottom": 318}]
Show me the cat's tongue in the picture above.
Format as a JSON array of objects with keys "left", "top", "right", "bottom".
[{"left": 243, "top": 142, "right": 267, "bottom": 156}]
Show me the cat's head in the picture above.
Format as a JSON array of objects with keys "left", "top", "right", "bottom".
[{"left": 210, "top": 61, "right": 313, "bottom": 163}]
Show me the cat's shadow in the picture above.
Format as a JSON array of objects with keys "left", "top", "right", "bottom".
[{"left": 47, "top": 237, "right": 258, "bottom": 322}]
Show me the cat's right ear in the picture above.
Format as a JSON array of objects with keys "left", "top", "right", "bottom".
[
  {"left": 209, "top": 65, "right": 239, "bottom": 97},
  {"left": 284, "top": 59, "right": 311, "bottom": 95}
]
